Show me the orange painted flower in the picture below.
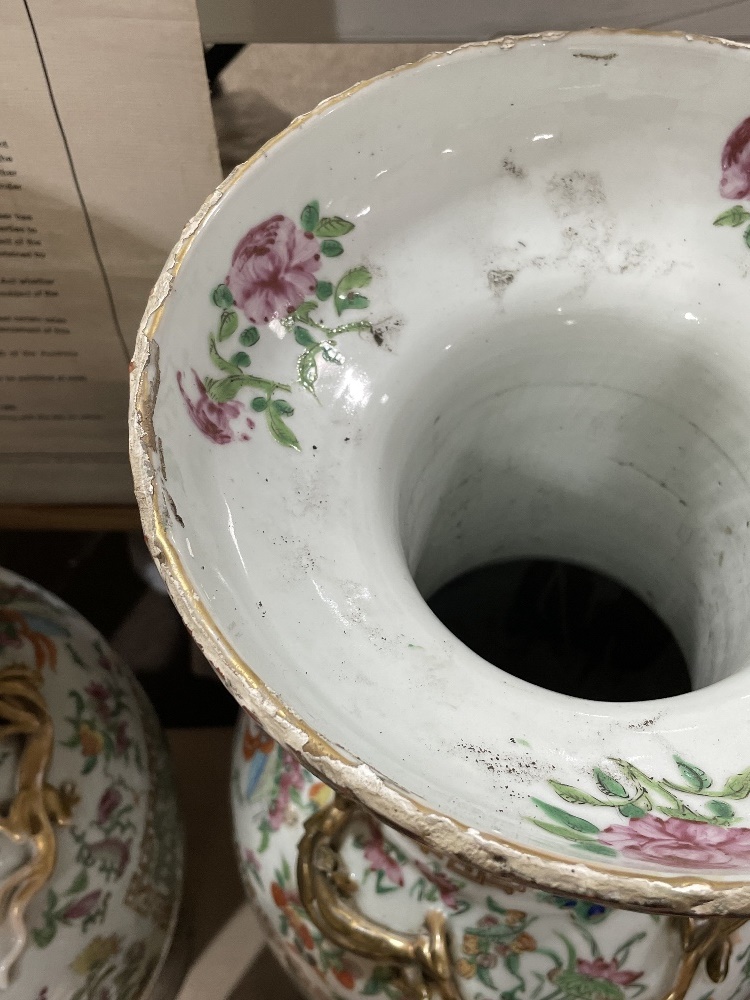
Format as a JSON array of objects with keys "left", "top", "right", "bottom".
[
  {"left": 271, "top": 882, "right": 287, "bottom": 908},
  {"left": 511, "top": 932, "right": 537, "bottom": 953},
  {"left": 462, "top": 933, "right": 480, "bottom": 955},
  {"left": 333, "top": 968, "right": 355, "bottom": 989},
  {"left": 456, "top": 958, "right": 475, "bottom": 979},
  {"left": 505, "top": 909, "right": 527, "bottom": 927},
  {"left": 79, "top": 723, "right": 104, "bottom": 758},
  {"left": 242, "top": 724, "right": 274, "bottom": 760}
]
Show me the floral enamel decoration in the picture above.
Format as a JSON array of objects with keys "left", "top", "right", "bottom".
[
  {"left": 232, "top": 715, "right": 677, "bottom": 1000},
  {"left": 0, "top": 568, "right": 182, "bottom": 997},
  {"left": 714, "top": 116, "right": 750, "bottom": 246},
  {"left": 530, "top": 755, "right": 750, "bottom": 867},
  {"left": 179, "top": 200, "right": 374, "bottom": 450}
]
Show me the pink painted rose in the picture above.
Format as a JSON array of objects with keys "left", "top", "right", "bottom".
[
  {"left": 362, "top": 826, "right": 404, "bottom": 887},
  {"left": 600, "top": 815, "right": 750, "bottom": 869},
  {"left": 226, "top": 215, "right": 321, "bottom": 324},
  {"left": 177, "top": 370, "right": 254, "bottom": 444},
  {"left": 721, "top": 116, "right": 750, "bottom": 199},
  {"left": 576, "top": 957, "right": 642, "bottom": 987}
]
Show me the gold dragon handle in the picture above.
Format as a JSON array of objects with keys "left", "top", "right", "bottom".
[
  {"left": 0, "top": 665, "right": 76, "bottom": 988},
  {"left": 297, "top": 793, "right": 461, "bottom": 1000},
  {"left": 661, "top": 913, "right": 749, "bottom": 1000}
]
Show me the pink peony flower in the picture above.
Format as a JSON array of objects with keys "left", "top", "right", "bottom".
[
  {"left": 226, "top": 215, "right": 321, "bottom": 324},
  {"left": 62, "top": 890, "right": 102, "bottom": 921},
  {"left": 600, "top": 815, "right": 750, "bottom": 869},
  {"left": 178, "top": 370, "right": 254, "bottom": 445},
  {"left": 362, "top": 826, "right": 404, "bottom": 887},
  {"left": 576, "top": 957, "right": 642, "bottom": 986},
  {"left": 721, "top": 116, "right": 750, "bottom": 199}
]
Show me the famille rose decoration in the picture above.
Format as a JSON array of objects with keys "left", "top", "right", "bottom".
[
  {"left": 0, "top": 568, "right": 182, "bottom": 998},
  {"left": 131, "top": 29, "right": 750, "bottom": 1000}
]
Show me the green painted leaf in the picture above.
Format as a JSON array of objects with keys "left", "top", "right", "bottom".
[
  {"left": 212, "top": 284, "right": 234, "bottom": 308},
  {"left": 321, "top": 343, "right": 344, "bottom": 365},
  {"left": 320, "top": 239, "right": 344, "bottom": 257},
  {"left": 294, "top": 326, "right": 317, "bottom": 348},
  {"left": 67, "top": 870, "right": 88, "bottom": 895},
  {"left": 209, "top": 335, "right": 239, "bottom": 375},
  {"left": 301, "top": 201, "right": 319, "bottom": 232},
  {"left": 334, "top": 266, "right": 372, "bottom": 315},
  {"left": 505, "top": 952, "right": 521, "bottom": 976},
  {"left": 272, "top": 398, "right": 294, "bottom": 416},
  {"left": 206, "top": 376, "right": 243, "bottom": 402},
  {"left": 476, "top": 965, "right": 496, "bottom": 990},
  {"left": 708, "top": 800, "right": 735, "bottom": 819},
  {"left": 218, "top": 309, "right": 239, "bottom": 342},
  {"left": 618, "top": 803, "right": 646, "bottom": 819},
  {"left": 258, "top": 820, "right": 271, "bottom": 853},
  {"left": 594, "top": 767, "right": 628, "bottom": 798},
  {"left": 316, "top": 280, "right": 333, "bottom": 300},
  {"left": 82, "top": 756, "right": 97, "bottom": 775},
  {"left": 720, "top": 769, "right": 750, "bottom": 799},
  {"left": 713, "top": 205, "right": 750, "bottom": 227},
  {"left": 298, "top": 352, "right": 319, "bottom": 396},
  {"left": 361, "top": 966, "right": 392, "bottom": 996},
  {"left": 576, "top": 841, "right": 618, "bottom": 858},
  {"left": 314, "top": 216, "right": 355, "bottom": 238},
  {"left": 32, "top": 923, "right": 56, "bottom": 949},
  {"left": 293, "top": 300, "right": 318, "bottom": 323},
  {"left": 230, "top": 351, "right": 251, "bottom": 368},
  {"left": 744, "top": 223, "right": 750, "bottom": 251},
  {"left": 251, "top": 396, "right": 268, "bottom": 412},
  {"left": 532, "top": 799, "right": 599, "bottom": 834},
  {"left": 239, "top": 326, "right": 260, "bottom": 347},
  {"left": 674, "top": 756, "right": 711, "bottom": 792},
  {"left": 267, "top": 405, "right": 300, "bottom": 450},
  {"left": 549, "top": 780, "right": 605, "bottom": 806},
  {"left": 486, "top": 897, "right": 508, "bottom": 915},
  {"left": 531, "top": 819, "right": 599, "bottom": 844}
]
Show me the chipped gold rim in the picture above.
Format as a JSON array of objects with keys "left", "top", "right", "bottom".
[{"left": 130, "top": 28, "right": 750, "bottom": 916}]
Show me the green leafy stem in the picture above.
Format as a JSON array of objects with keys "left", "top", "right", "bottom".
[
  {"left": 529, "top": 755, "right": 750, "bottom": 855},
  {"left": 714, "top": 204, "right": 750, "bottom": 249},
  {"left": 202, "top": 199, "right": 373, "bottom": 450}
]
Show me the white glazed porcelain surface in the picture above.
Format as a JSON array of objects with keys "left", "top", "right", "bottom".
[
  {"left": 0, "top": 568, "right": 182, "bottom": 998},
  {"left": 132, "top": 31, "right": 750, "bottom": 905},
  {"left": 232, "top": 714, "right": 750, "bottom": 1000}
]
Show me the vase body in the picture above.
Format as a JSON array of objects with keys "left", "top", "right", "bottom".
[
  {"left": 232, "top": 714, "right": 750, "bottom": 1000},
  {"left": 0, "top": 567, "right": 182, "bottom": 998}
]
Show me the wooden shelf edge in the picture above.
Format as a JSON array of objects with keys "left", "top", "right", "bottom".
[{"left": 0, "top": 504, "right": 142, "bottom": 532}]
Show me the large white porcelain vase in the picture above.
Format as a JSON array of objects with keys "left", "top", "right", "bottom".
[{"left": 131, "top": 29, "right": 750, "bottom": 1000}]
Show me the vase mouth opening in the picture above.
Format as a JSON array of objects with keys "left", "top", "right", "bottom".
[{"left": 395, "top": 307, "right": 750, "bottom": 700}]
